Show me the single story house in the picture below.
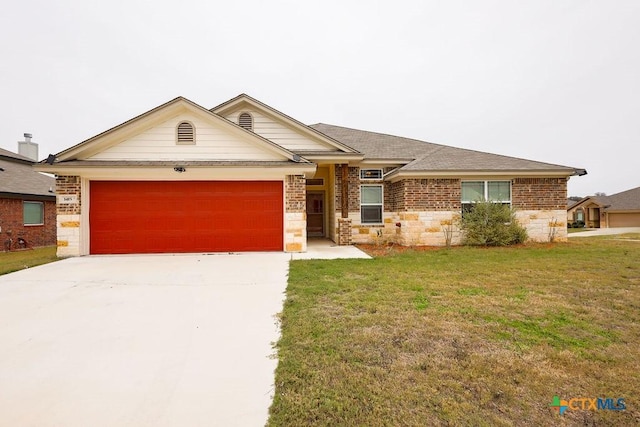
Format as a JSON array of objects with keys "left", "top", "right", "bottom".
[
  {"left": 0, "top": 146, "right": 56, "bottom": 250},
  {"left": 36, "top": 94, "right": 586, "bottom": 257},
  {"left": 568, "top": 186, "right": 640, "bottom": 228}
]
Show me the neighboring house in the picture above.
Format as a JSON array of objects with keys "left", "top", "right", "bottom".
[
  {"left": 36, "top": 94, "right": 586, "bottom": 257},
  {"left": 568, "top": 187, "right": 640, "bottom": 228},
  {"left": 0, "top": 143, "right": 56, "bottom": 250}
]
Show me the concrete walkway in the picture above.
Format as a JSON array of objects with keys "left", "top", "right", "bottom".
[
  {"left": 567, "top": 227, "right": 640, "bottom": 238},
  {"left": 0, "top": 253, "right": 290, "bottom": 427},
  {"left": 291, "top": 239, "right": 371, "bottom": 260}
]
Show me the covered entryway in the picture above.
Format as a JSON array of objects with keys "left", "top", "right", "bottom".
[{"left": 90, "top": 181, "right": 283, "bottom": 254}]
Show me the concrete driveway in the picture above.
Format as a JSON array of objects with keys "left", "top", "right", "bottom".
[
  {"left": 567, "top": 226, "right": 640, "bottom": 238},
  {"left": 0, "top": 253, "right": 290, "bottom": 426}
]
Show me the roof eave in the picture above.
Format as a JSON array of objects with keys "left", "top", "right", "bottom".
[{"left": 385, "top": 169, "right": 579, "bottom": 182}]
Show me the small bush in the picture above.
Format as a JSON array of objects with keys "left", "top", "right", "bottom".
[{"left": 460, "top": 201, "right": 528, "bottom": 246}]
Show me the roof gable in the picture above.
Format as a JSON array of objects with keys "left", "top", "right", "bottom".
[
  {"left": 211, "top": 94, "right": 359, "bottom": 154},
  {"left": 54, "top": 97, "right": 300, "bottom": 163}
]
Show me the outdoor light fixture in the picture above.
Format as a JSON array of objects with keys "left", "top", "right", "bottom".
[{"left": 173, "top": 167, "right": 186, "bottom": 173}]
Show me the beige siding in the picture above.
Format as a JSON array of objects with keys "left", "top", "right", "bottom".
[
  {"left": 88, "top": 113, "right": 283, "bottom": 161},
  {"left": 225, "top": 110, "right": 334, "bottom": 152}
]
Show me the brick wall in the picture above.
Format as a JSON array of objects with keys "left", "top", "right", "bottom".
[
  {"left": 285, "top": 175, "right": 305, "bottom": 213},
  {"left": 390, "top": 178, "right": 461, "bottom": 211},
  {"left": 385, "top": 182, "right": 399, "bottom": 211},
  {"left": 334, "top": 166, "right": 360, "bottom": 212},
  {"left": 56, "top": 175, "right": 82, "bottom": 214},
  {"left": 0, "top": 197, "right": 56, "bottom": 248},
  {"left": 512, "top": 178, "right": 567, "bottom": 210}
]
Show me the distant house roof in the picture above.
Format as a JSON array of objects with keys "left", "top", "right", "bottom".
[
  {"left": 0, "top": 147, "right": 55, "bottom": 199},
  {"left": 310, "top": 123, "right": 585, "bottom": 175},
  {"left": 568, "top": 186, "right": 640, "bottom": 213}
]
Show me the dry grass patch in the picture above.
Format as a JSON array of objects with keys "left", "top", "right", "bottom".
[
  {"left": 269, "top": 239, "right": 640, "bottom": 426},
  {"left": 0, "top": 246, "right": 58, "bottom": 276}
]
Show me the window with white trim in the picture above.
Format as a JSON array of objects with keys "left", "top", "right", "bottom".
[
  {"left": 176, "top": 121, "right": 195, "bottom": 144},
  {"left": 461, "top": 180, "right": 511, "bottom": 214},
  {"left": 361, "top": 185, "right": 383, "bottom": 224},
  {"left": 238, "top": 112, "right": 253, "bottom": 131},
  {"left": 360, "top": 169, "right": 383, "bottom": 180},
  {"left": 24, "top": 201, "right": 44, "bottom": 225}
]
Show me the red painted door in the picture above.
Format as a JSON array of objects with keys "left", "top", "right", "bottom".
[{"left": 90, "top": 181, "right": 283, "bottom": 254}]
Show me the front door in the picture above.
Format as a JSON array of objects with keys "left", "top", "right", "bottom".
[{"left": 306, "top": 192, "right": 324, "bottom": 237}]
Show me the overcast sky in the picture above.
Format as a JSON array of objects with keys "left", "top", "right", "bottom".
[{"left": 1, "top": 1, "right": 638, "bottom": 196}]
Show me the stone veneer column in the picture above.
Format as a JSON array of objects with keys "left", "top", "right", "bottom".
[
  {"left": 55, "top": 175, "right": 82, "bottom": 257},
  {"left": 284, "top": 175, "right": 306, "bottom": 252}
]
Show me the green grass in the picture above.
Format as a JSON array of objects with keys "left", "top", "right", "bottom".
[
  {"left": 0, "top": 246, "right": 59, "bottom": 276},
  {"left": 269, "top": 238, "right": 640, "bottom": 426}
]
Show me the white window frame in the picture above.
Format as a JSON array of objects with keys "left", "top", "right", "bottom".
[
  {"left": 360, "top": 184, "right": 384, "bottom": 224},
  {"left": 23, "top": 201, "right": 44, "bottom": 226},
  {"left": 461, "top": 180, "right": 511, "bottom": 213},
  {"left": 360, "top": 168, "right": 383, "bottom": 180}
]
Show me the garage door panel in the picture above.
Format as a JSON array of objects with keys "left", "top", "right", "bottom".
[{"left": 90, "top": 181, "right": 283, "bottom": 254}]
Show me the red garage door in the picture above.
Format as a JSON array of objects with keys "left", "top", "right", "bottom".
[{"left": 90, "top": 181, "right": 283, "bottom": 254}]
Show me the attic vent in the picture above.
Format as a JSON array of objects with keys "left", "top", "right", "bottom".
[
  {"left": 176, "top": 121, "right": 195, "bottom": 145},
  {"left": 238, "top": 112, "right": 253, "bottom": 131}
]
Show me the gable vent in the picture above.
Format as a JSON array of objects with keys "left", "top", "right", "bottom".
[
  {"left": 176, "top": 121, "right": 195, "bottom": 144},
  {"left": 238, "top": 112, "right": 253, "bottom": 131}
]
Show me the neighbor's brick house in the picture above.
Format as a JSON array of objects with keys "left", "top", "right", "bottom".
[
  {"left": 36, "top": 94, "right": 585, "bottom": 257},
  {"left": 0, "top": 147, "right": 56, "bottom": 249}
]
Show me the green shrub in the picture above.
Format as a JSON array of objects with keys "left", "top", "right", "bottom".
[{"left": 460, "top": 201, "right": 528, "bottom": 246}]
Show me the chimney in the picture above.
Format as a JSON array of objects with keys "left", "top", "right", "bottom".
[{"left": 18, "top": 133, "right": 39, "bottom": 161}]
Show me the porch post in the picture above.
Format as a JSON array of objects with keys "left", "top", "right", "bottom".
[
  {"left": 341, "top": 163, "right": 348, "bottom": 219},
  {"left": 337, "top": 164, "right": 352, "bottom": 245}
]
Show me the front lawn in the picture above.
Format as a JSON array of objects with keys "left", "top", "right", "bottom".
[
  {"left": 270, "top": 238, "right": 640, "bottom": 426},
  {"left": 0, "top": 246, "right": 59, "bottom": 276}
]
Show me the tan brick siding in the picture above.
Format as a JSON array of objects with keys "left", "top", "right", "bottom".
[{"left": 512, "top": 178, "right": 567, "bottom": 210}]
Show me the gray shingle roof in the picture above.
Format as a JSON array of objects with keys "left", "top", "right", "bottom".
[
  {"left": 0, "top": 147, "right": 34, "bottom": 163},
  {"left": 0, "top": 149, "right": 55, "bottom": 198},
  {"left": 310, "top": 123, "right": 581, "bottom": 173},
  {"left": 598, "top": 187, "right": 640, "bottom": 211}
]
